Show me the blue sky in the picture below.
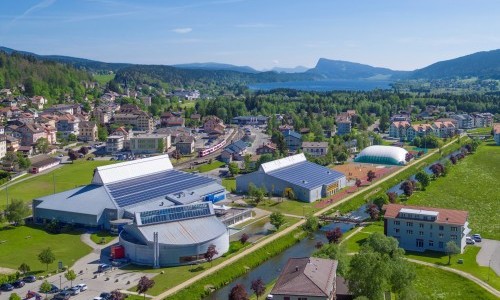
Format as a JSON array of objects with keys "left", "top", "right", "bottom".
[{"left": 1, "top": 0, "right": 499, "bottom": 70}]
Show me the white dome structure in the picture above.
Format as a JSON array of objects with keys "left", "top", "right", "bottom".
[{"left": 354, "top": 145, "right": 408, "bottom": 165}]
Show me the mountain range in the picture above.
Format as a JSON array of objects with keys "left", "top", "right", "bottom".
[{"left": 1, "top": 45, "right": 500, "bottom": 81}]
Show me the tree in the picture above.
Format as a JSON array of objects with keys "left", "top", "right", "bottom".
[
  {"left": 36, "top": 137, "right": 49, "bottom": 154},
  {"left": 65, "top": 269, "right": 77, "bottom": 287},
  {"left": 250, "top": 278, "right": 265, "bottom": 300},
  {"left": 445, "top": 241, "right": 461, "bottom": 265},
  {"left": 326, "top": 227, "right": 343, "bottom": 244},
  {"left": 387, "top": 192, "right": 398, "bottom": 203},
  {"left": 366, "top": 170, "right": 376, "bottom": 182},
  {"left": 38, "top": 248, "right": 55, "bottom": 271},
  {"left": 355, "top": 178, "right": 362, "bottom": 189},
  {"left": 9, "top": 293, "right": 21, "bottom": 300},
  {"left": 79, "top": 146, "right": 89, "bottom": 155},
  {"left": 18, "top": 262, "right": 30, "bottom": 275},
  {"left": 40, "top": 280, "right": 52, "bottom": 299},
  {"left": 400, "top": 180, "right": 416, "bottom": 197},
  {"left": 415, "top": 171, "right": 430, "bottom": 190},
  {"left": 229, "top": 283, "right": 249, "bottom": 300},
  {"left": 449, "top": 155, "right": 457, "bottom": 165},
  {"left": 336, "top": 151, "right": 348, "bottom": 163},
  {"left": 405, "top": 152, "right": 413, "bottom": 163},
  {"left": 98, "top": 125, "right": 108, "bottom": 142},
  {"left": 16, "top": 153, "right": 31, "bottom": 170},
  {"left": 204, "top": 244, "right": 218, "bottom": 266},
  {"left": 110, "top": 289, "right": 126, "bottom": 300},
  {"left": 239, "top": 233, "right": 249, "bottom": 244},
  {"left": 430, "top": 163, "right": 445, "bottom": 177},
  {"left": 270, "top": 212, "right": 285, "bottom": 230},
  {"left": 379, "top": 113, "right": 390, "bottom": 133},
  {"left": 315, "top": 241, "right": 324, "bottom": 249},
  {"left": 68, "top": 149, "right": 78, "bottom": 162},
  {"left": 303, "top": 214, "right": 319, "bottom": 235},
  {"left": 372, "top": 196, "right": 388, "bottom": 210},
  {"left": 228, "top": 162, "right": 240, "bottom": 177},
  {"left": 157, "top": 138, "right": 165, "bottom": 153},
  {"left": 136, "top": 276, "right": 155, "bottom": 300},
  {"left": 4, "top": 199, "right": 30, "bottom": 225},
  {"left": 366, "top": 203, "right": 380, "bottom": 220},
  {"left": 313, "top": 243, "right": 349, "bottom": 276},
  {"left": 68, "top": 133, "right": 77, "bottom": 142}
]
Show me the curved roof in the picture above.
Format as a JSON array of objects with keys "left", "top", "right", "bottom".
[
  {"left": 355, "top": 145, "right": 408, "bottom": 165},
  {"left": 260, "top": 153, "right": 306, "bottom": 173}
]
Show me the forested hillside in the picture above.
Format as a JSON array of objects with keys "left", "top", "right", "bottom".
[{"left": 0, "top": 51, "right": 92, "bottom": 101}]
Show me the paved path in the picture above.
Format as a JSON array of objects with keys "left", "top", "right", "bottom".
[
  {"left": 407, "top": 258, "right": 500, "bottom": 298},
  {"left": 151, "top": 138, "right": 461, "bottom": 300},
  {"left": 476, "top": 239, "right": 500, "bottom": 276}
]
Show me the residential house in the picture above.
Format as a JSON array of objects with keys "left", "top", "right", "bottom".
[
  {"left": 79, "top": 121, "right": 98, "bottom": 142},
  {"left": 450, "top": 114, "right": 474, "bottom": 129},
  {"left": 203, "top": 115, "right": 225, "bottom": 134},
  {"left": 4, "top": 135, "right": 19, "bottom": 152},
  {"left": 161, "top": 112, "right": 185, "bottom": 127},
  {"left": 0, "top": 135, "right": 6, "bottom": 159},
  {"left": 106, "top": 135, "right": 124, "bottom": 153},
  {"left": 175, "top": 135, "right": 195, "bottom": 155},
  {"left": 220, "top": 140, "right": 247, "bottom": 163},
  {"left": 471, "top": 113, "right": 494, "bottom": 128},
  {"left": 44, "top": 104, "right": 80, "bottom": 115},
  {"left": 93, "top": 106, "right": 114, "bottom": 124},
  {"left": 112, "top": 105, "right": 154, "bottom": 132},
  {"left": 389, "top": 121, "right": 411, "bottom": 140},
  {"left": 154, "top": 127, "right": 191, "bottom": 144},
  {"left": 129, "top": 133, "right": 171, "bottom": 154},
  {"left": 40, "top": 124, "right": 57, "bottom": 144},
  {"left": 336, "top": 114, "right": 352, "bottom": 136},
  {"left": 14, "top": 123, "right": 47, "bottom": 146},
  {"left": 302, "top": 141, "right": 329, "bottom": 157},
  {"left": 30, "top": 96, "right": 48, "bottom": 109},
  {"left": 494, "top": 123, "right": 500, "bottom": 146},
  {"left": 278, "top": 124, "right": 294, "bottom": 132},
  {"left": 383, "top": 204, "right": 470, "bottom": 253},
  {"left": 391, "top": 113, "right": 411, "bottom": 122},
  {"left": 190, "top": 113, "right": 201, "bottom": 123},
  {"left": 56, "top": 114, "right": 80, "bottom": 138},
  {"left": 407, "top": 124, "right": 433, "bottom": 141},
  {"left": 231, "top": 115, "right": 268, "bottom": 126},
  {"left": 269, "top": 257, "right": 352, "bottom": 300},
  {"left": 283, "top": 130, "right": 302, "bottom": 151},
  {"left": 0, "top": 89, "right": 12, "bottom": 96},
  {"left": 432, "top": 121, "right": 456, "bottom": 138},
  {"left": 256, "top": 142, "right": 277, "bottom": 155}
]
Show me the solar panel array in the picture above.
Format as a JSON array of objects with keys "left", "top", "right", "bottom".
[
  {"left": 106, "top": 170, "right": 214, "bottom": 207},
  {"left": 268, "top": 161, "right": 345, "bottom": 189},
  {"left": 139, "top": 202, "right": 212, "bottom": 225}
]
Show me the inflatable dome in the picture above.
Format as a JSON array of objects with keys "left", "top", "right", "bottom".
[{"left": 354, "top": 145, "right": 408, "bottom": 165}]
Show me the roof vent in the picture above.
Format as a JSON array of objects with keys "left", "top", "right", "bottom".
[
  {"left": 295, "top": 266, "right": 299, "bottom": 272},
  {"left": 159, "top": 202, "right": 164, "bottom": 206},
  {"left": 302, "top": 180, "right": 307, "bottom": 184}
]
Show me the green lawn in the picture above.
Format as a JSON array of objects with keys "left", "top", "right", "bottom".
[
  {"left": 0, "top": 225, "right": 92, "bottom": 274},
  {"left": 247, "top": 198, "right": 318, "bottom": 216},
  {"left": 90, "top": 231, "right": 117, "bottom": 245},
  {"left": 197, "top": 161, "right": 225, "bottom": 173},
  {"left": 93, "top": 73, "right": 115, "bottom": 84},
  {"left": 412, "top": 263, "right": 498, "bottom": 300},
  {"left": 406, "top": 246, "right": 500, "bottom": 291},
  {"left": 0, "top": 160, "right": 115, "bottom": 209},
  {"left": 467, "top": 127, "right": 493, "bottom": 135},
  {"left": 407, "top": 144, "right": 500, "bottom": 239},
  {"left": 222, "top": 178, "right": 236, "bottom": 191},
  {"left": 343, "top": 222, "right": 384, "bottom": 253}
]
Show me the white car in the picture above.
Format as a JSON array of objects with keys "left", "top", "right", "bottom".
[
  {"left": 466, "top": 237, "right": 475, "bottom": 245},
  {"left": 75, "top": 283, "right": 87, "bottom": 291},
  {"left": 93, "top": 297, "right": 103, "bottom": 300}
]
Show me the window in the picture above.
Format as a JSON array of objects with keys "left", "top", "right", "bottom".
[
  {"left": 298, "top": 298, "right": 308, "bottom": 300},
  {"left": 451, "top": 227, "right": 458, "bottom": 231},
  {"left": 429, "top": 240, "right": 434, "bottom": 247},
  {"left": 439, "top": 233, "right": 444, "bottom": 238},
  {"left": 407, "top": 230, "right": 413, "bottom": 235},
  {"left": 451, "top": 235, "right": 457, "bottom": 240},
  {"left": 284, "top": 298, "right": 290, "bottom": 300},
  {"left": 394, "top": 220, "right": 400, "bottom": 225},
  {"left": 394, "top": 228, "right": 400, "bottom": 233},
  {"left": 439, "top": 225, "right": 444, "bottom": 231},
  {"left": 430, "top": 224, "right": 433, "bottom": 229},
  {"left": 419, "top": 231, "right": 424, "bottom": 236},
  {"left": 419, "top": 223, "right": 424, "bottom": 228},
  {"left": 439, "top": 241, "right": 444, "bottom": 248},
  {"left": 416, "top": 239, "right": 424, "bottom": 248},
  {"left": 406, "top": 222, "right": 413, "bottom": 227}
]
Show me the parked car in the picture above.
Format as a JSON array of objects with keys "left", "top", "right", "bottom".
[
  {"left": 53, "top": 290, "right": 71, "bottom": 300},
  {"left": 23, "top": 275, "right": 37, "bottom": 283},
  {"left": 13, "top": 280, "right": 25, "bottom": 288},
  {"left": 0, "top": 283, "right": 14, "bottom": 291},
  {"left": 75, "top": 283, "right": 87, "bottom": 291},
  {"left": 97, "top": 263, "right": 111, "bottom": 273},
  {"left": 100, "top": 292, "right": 111, "bottom": 300},
  {"left": 473, "top": 234, "right": 482, "bottom": 242},
  {"left": 93, "top": 297, "right": 103, "bottom": 300},
  {"left": 466, "top": 237, "right": 475, "bottom": 245},
  {"left": 68, "top": 286, "right": 80, "bottom": 295},
  {"left": 44, "top": 284, "right": 59, "bottom": 293},
  {"left": 25, "top": 291, "right": 42, "bottom": 300}
]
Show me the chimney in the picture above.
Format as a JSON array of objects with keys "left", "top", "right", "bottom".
[{"left": 295, "top": 266, "right": 299, "bottom": 272}]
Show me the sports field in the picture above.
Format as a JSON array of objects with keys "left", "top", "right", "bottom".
[{"left": 331, "top": 162, "right": 398, "bottom": 182}]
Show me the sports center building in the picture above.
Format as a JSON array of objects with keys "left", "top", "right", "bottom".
[
  {"left": 354, "top": 145, "right": 409, "bottom": 165},
  {"left": 236, "top": 153, "right": 346, "bottom": 203}
]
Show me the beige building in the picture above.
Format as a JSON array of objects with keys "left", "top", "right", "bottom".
[
  {"left": 302, "top": 141, "right": 329, "bottom": 157},
  {"left": 79, "top": 121, "right": 98, "bottom": 142},
  {"left": 130, "top": 134, "right": 171, "bottom": 154}
]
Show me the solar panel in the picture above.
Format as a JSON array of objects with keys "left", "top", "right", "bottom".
[
  {"left": 106, "top": 170, "right": 214, "bottom": 208},
  {"left": 268, "top": 161, "right": 345, "bottom": 189},
  {"left": 139, "top": 202, "right": 212, "bottom": 225}
]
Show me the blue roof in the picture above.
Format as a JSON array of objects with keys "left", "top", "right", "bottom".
[
  {"left": 267, "top": 161, "right": 345, "bottom": 189},
  {"left": 225, "top": 140, "right": 247, "bottom": 152},
  {"left": 283, "top": 130, "right": 302, "bottom": 139}
]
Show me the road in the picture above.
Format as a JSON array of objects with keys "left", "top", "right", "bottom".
[{"left": 152, "top": 137, "right": 464, "bottom": 300}]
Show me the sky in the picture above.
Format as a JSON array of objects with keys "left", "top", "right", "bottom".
[{"left": 0, "top": 0, "right": 499, "bottom": 71}]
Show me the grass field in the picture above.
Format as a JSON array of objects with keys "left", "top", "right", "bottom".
[
  {"left": 407, "top": 143, "right": 500, "bottom": 239},
  {"left": 467, "top": 127, "right": 493, "bottom": 135},
  {"left": 222, "top": 178, "right": 236, "bottom": 191},
  {"left": 406, "top": 246, "right": 500, "bottom": 291},
  {"left": 249, "top": 198, "right": 318, "bottom": 216},
  {"left": 90, "top": 231, "right": 117, "bottom": 245},
  {"left": 343, "top": 222, "right": 384, "bottom": 253},
  {"left": 412, "top": 264, "right": 498, "bottom": 300},
  {"left": 0, "top": 225, "right": 92, "bottom": 274},
  {"left": 93, "top": 73, "right": 115, "bottom": 84},
  {"left": 197, "top": 161, "right": 225, "bottom": 173},
  {"left": 0, "top": 160, "right": 115, "bottom": 209}
]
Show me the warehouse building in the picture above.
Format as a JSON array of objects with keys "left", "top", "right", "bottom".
[
  {"left": 354, "top": 145, "right": 408, "bottom": 165},
  {"left": 33, "top": 155, "right": 227, "bottom": 229},
  {"left": 120, "top": 202, "right": 229, "bottom": 267},
  {"left": 236, "top": 153, "right": 346, "bottom": 203}
]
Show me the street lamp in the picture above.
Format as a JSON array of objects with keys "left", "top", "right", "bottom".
[{"left": 59, "top": 275, "right": 62, "bottom": 290}]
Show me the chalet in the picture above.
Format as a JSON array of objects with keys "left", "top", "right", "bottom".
[
  {"left": 175, "top": 135, "right": 195, "bottom": 155},
  {"left": 203, "top": 116, "right": 225, "bottom": 134},
  {"left": 256, "top": 142, "right": 277, "bottom": 155},
  {"left": 220, "top": 140, "right": 247, "bottom": 163}
]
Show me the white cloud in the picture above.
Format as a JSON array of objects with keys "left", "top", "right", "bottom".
[
  {"left": 171, "top": 27, "right": 192, "bottom": 34},
  {"left": 5, "top": 0, "right": 57, "bottom": 30}
]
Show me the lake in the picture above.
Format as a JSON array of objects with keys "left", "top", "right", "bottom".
[{"left": 248, "top": 79, "right": 394, "bottom": 92}]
